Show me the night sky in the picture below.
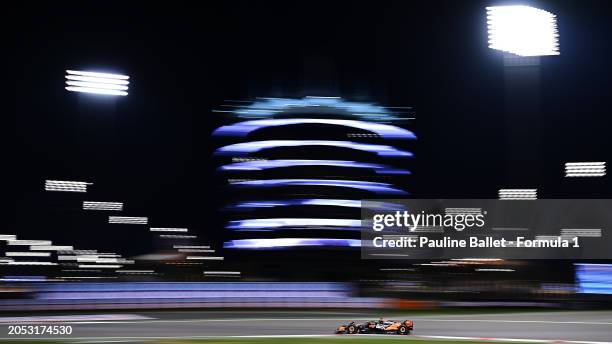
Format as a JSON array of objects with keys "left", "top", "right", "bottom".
[{"left": 13, "top": 1, "right": 611, "bottom": 256}]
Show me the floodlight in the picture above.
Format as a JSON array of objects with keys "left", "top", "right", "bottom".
[
  {"left": 83, "top": 201, "right": 123, "bottom": 211},
  {"left": 487, "top": 6, "right": 559, "bottom": 56},
  {"left": 45, "top": 180, "right": 92, "bottom": 192},
  {"left": 65, "top": 70, "right": 129, "bottom": 96},
  {"left": 498, "top": 188, "right": 537, "bottom": 200},
  {"left": 565, "top": 162, "right": 606, "bottom": 177},
  {"left": 108, "top": 216, "right": 148, "bottom": 224}
]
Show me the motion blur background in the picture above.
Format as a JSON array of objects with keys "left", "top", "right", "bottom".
[{"left": 9, "top": 0, "right": 612, "bottom": 314}]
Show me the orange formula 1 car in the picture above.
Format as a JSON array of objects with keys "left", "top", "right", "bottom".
[{"left": 336, "top": 318, "right": 414, "bottom": 335}]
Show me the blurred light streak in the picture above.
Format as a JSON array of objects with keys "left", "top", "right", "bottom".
[
  {"left": 0, "top": 276, "right": 46, "bottom": 282},
  {"left": 60, "top": 276, "right": 118, "bottom": 279},
  {"left": 83, "top": 201, "right": 123, "bottom": 211},
  {"left": 203, "top": 271, "right": 240, "bottom": 275},
  {"left": 416, "top": 262, "right": 458, "bottom": 266},
  {"left": 66, "top": 81, "right": 128, "bottom": 90},
  {"left": 232, "top": 157, "right": 266, "bottom": 162},
  {"left": 227, "top": 218, "right": 361, "bottom": 230},
  {"left": 0, "top": 282, "right": 394, "bottom": 310},
  {"left": 76, "top": 257, "right": 132, "bottom": 263},
  {"left": 78, "top": 264, "right": 122, "bottom": 269},
  {"left": 5, "top": 261, "right": 57, "bottom": 266},
  {"left": 560, "top": 228, "right": 601, "bottom": 238},
  {"left": 475, "top": 268, "right": 515, "bottom": 272},
  {"left": 565, "top": 162, "right": 606, "bottom": 177},
  {"left": 30, "top": 245, "right": 73, "bottom": 251},
  {"left": 116, "top": 270, "right": 157, "bottom": 275},
  {"left": 65, "top": 87, "right": 128, "bottom": 96},
  {"left": 231, "top": 179, "right": 408, "bottom": 195},
  {"left": 213, "top": 118, "right": 415, "bottom": 139},
  {"left": 177, "top": 249, "right": 215, "bottom": 253},
  {"left": 173, "top": 245, "right": 210, "bottom": 249},
  {"left": 576, "top": 263, "right": 612, "bottom": 294},
  {"left": 487, "top": 6, "right": 559, "bottom": 56},
  {"left": 498, "top": 189, "right": 537, "bottom": 200},
  {"left": 216, "top": 140, "right": 413, "bottom": 158},
  {"left": 220, "top": 159, "right": 410, "bottom": 174},
  {"left": 109, "top": 216, "right": 148, "bottom": 224},
  {"left": 65, "top": 70, "right": 129, "bottom": 79},
  {"left": 65, "top": 75, "right": 129, "bottom": 84},
  {"left": 186, "top": 256, "right": 224, "bottom": 260},
  {"left": 150, "top": 227, "right": 188, "bottom": 232},
  {"left": 230, "top": 199, "right": 404, "bottom": 210},
  {"left": 63, "top": 250, "right": 98, "bottom": 254},
  {"left": 159, "top": 234, "right": 196, "bottom": 239},
  {"left": 7, "top": 240, "right": 52, "bottom": 246},
  {"left": 5, "top": 252, "right": 50, "bottom": 257},
  {"left": 65, "top": 70, "right": 129, "bottom": 96},
  {"left": 226, "top": 97, "right": 405, "bottom": 121},
  {"left": 45, "top": 180, "right": 91, "bottom": 192},
  {"left": 134, "top": 253, "right": 183, "bottom": 260},
  {"left": 0, "top": 235, "right": 17, "bottom": 240},
  {"left": 445, "top": 207, "right": 482, "bottom": 215},
  {"left": 347, "top": 133, "right": 379, "bottom": 138},
  {"left": 224, "top": 238, "right": 361, "bottom": 249}
]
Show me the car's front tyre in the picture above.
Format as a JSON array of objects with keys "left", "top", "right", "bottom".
[{"left": 397, "top": 325, "right": 410, "bottom": 335}]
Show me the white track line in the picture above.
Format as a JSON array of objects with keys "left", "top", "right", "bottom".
[
  {"left": 5, "top": 334, "right": 612, "bottom": 344},
  {"left": 414, "top": 319, "right": 612, "bottom": 325},
  {"left": 416, "top": 335, "right": 612, "bottom": 344},
  {"left": 7, "top": 316, "right": 609, "bottom": 325}
]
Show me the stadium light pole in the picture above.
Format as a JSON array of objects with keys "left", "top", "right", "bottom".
[
  {"left": 486, "top": 5, "right": 559, "bottom": 188},
  {"left": 66, "top": 68, "right": 130, "bottom": 181}
]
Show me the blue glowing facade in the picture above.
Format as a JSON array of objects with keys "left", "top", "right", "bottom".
[
  {"left": 213, "top": 97, "right": 415, "bottom": 249},
  {"left": 575, "top": 263, "right": 612, "bottom": 295},
  {"left": 220, "top": 159, "right": 410, "bottom": 174},
  {"left": 228, "top": 199, "right": 405, "bottom": 210},
  {"left": 218, "top": 96, "right": 401, "bottom": 121},
  {"left": 215, "top": 140, "right": 413, "bottom": 157},
  {"left": 213, "top": 118, "right": 415, "bottom": 139}
]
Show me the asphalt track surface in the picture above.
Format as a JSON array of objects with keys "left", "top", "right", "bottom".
[{"left": 0, "top": 310, "right": 611, "bottom": 342}]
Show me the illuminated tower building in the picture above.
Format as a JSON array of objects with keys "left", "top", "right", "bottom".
[{"left": 213, "top": 97, "right": 415, "bottom": 279}]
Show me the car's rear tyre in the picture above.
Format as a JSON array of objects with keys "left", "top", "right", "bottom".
[
  {"left": 398, "top": 325, "right": 409, "bottom": 335},
  {"left": 347, "top": 325, "right": 357, "bottom": 334}
]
